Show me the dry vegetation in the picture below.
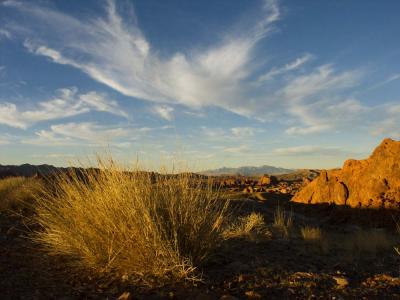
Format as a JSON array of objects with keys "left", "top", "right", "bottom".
[
  {"left": 1, "top": 168, "right": 400, "bottom": 298},
  {"left": 223, "top": 212, "right": 267, "bottom": 240},
  {"left": 273, "top": 205, "right": 293, "bottom": 238},
  {"left": 33, "top": 161, "right": 230, "bottom": 285},
  {"left": 300, "top": 226, "right": 322, "bottom": 241},
  {"left": 0, "top": 176, "right": 42, "bottom": 212}
]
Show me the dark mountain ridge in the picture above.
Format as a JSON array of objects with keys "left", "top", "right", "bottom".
[
  {"left": 200, "top": 165, "right": 295, "bottom": 176},
  {"left": 0, "top": 164, "right": 70, "bottom": 178}
]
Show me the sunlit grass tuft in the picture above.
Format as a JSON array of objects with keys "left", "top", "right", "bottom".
[
  {"left": 0, "top": 176, "right": 42, "bottom": 212},
  {"left": 33, "top": 159, "right": 229, "bottom": 285},
  {"left": 223, "top": 212, "right": 267, "bottom": 239}
]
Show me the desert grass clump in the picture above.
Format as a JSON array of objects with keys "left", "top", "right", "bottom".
[
  {"left": 301, "top": 226, "right": 322, "bottom": 242},
  {"left": 34, "top": 160, "right": 229, "bottom": 285},
  {"left": 273, "top": 205, "right": 293, "bottom": 238},
  {"left": 0, "top": 177, "right": 42, "bottom": 212},
  {"left": 223, "top": 212, "right": 267, "bottom": 239}
]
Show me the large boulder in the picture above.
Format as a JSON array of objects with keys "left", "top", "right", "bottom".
[
  {"left": 292, "top": 138, "right": 400, "bottom": 209},
  {"left": 259, "top": 174, "right": 278, "bottom": 186}
]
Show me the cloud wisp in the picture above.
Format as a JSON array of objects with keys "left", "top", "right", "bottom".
[
  {"left": 0, "top": 87, "right": 127, "bottom": 129},
  {"left": 152, "top": 105, "right": 174, "bottom": 121},
  {"left": 255, "top": 53, "right": 313, "bottom": 84},
  {"left": 21, "top": 121, "right": 174, "bottom": 147},
  {"left": 0, "top": 29, "right": 11, "bottom": 39},
  {"left": 274, "top": 145, "right": 350, "bottom": 157},
  {"left": 368, "top": 74, "right": 400, "bottom": 90}
]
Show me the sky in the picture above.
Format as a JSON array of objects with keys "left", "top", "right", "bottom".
[{"left": 0, "top": 0, "right": 399, "bottom": 171}]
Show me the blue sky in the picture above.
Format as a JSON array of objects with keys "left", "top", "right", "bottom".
[{"left": 0, "top": 0, "right": 399, "bottom": 170}]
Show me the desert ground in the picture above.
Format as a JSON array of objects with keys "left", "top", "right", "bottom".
[
  {"left": 1, "top": 179, "right": 400, "bottom": 299},
  {"left": 1, "top": 139, "right": 400, "bottom": 300}
]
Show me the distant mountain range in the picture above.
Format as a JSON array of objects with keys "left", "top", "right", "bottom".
[
  {"left": 0, "top": 164, "right": 70, "bottom": 178},
  {"left": 0, "top": 163, "right": 296, "bottom": 179},
  {"left": 200, "top": 165, "right": 295, "bottom": 176}
]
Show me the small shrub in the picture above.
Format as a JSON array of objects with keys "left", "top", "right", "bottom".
[
  {"left": 34, "top": 160, "right": 230, "bottom": 285},
  {"left": 273, "top": 205, "right": 293, "bottom": 238},
  {"left": 223, "top": 212, "right": 267, "bottom": 239},
  {"left": 301, "top": 226, "right": 322, "bottom": 241},
  {"left": 0, "top": 177, "right": 42, "bottom": 212}
]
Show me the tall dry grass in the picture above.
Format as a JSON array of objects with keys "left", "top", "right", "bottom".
[
  {"left": 34, "top": 160, "right": 229, "bottom": 285},
  {"left": 273, "top": 205, "right": 293, "bottom": 238},
  {"left": 0, "top": 177, "right": 42, "bottom": 212}
]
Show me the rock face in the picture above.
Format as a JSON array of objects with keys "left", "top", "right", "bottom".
[
  {"left": 292, "top": 138, "right": 400, "bottom": 209},
  {"left": 259, "top": 175, "right": 278, "bottom": 186}
]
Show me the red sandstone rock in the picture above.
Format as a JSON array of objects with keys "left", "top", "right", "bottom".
[
  {"left": 292, "top": 138, "right": 400, "bottom": 208},
  {"left": 259, "top": 174, "right": 278, "bottom": 186}
]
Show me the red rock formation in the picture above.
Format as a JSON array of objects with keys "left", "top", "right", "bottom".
[
  {"left": 292, "top": 138, "right": 400, "bottom": 209},
  {"left": 259, "top": 174, "right": 278, "bottom": 186}
]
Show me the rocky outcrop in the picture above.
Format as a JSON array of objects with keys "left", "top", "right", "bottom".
[
  {"left": 292, "top": 138, "right": 400, "bottom": 209},
  {"left": 259, "top": 175, "right": 278, "bottom": 186}
]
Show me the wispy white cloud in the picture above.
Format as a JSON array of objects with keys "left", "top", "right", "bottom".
[
  {"left": 284, "top": 98, "right": 368, "bottom": 135},
  {"left": 285, "top": 125, "right": 330, "bottom": 135},
  {"left": 0, "top": 87, "right": 127, "bottom": 129},
  {"left": 274, "top": 145, "right": 348, "bottom": 156},
  {"left": 201, "top": 126, "right": 226, "bottom": 138},
  {"left": 152, "top": 105, "right": 174, "bottom": 121},
  {"left": 22, "top": 122, "right": 130, "bottom": 146},
  {"left": 183, "top": 110, "right": 206, "bottom": 118},
  {"left": 0, "top": 28, "right": 11, "bottom": 39},
  {"left": 31, "top": 153, "right": 75, "bottom": 159},
  {"left": 280, "top": 65, "right": 365, "bottom": 134},
  {"left": 231, "top": 127, "right": 259, "bottom": 137},
  {"left": 79, "top": 91, "right": 127, "bottom": 117},
  {"left": 201, "top": 126, "right": 263, "bottom": 139},
  {"left": 282, "top": 65, "right": 360, "bottom": 102},
  {"left": 371, "top": 104, "right": 400, "bottom": 139},
  {"left": 372, "top": 119, "right": 400, "bottom": 139},
  {"left": 368, "top": 74, "right": 400, "bottom": 90},
  {"left": 21, "top": 122, "right": 172, "bottom": 146},
  {"left": 256, "top": 53, "right": 313, "bottom": 83},
  {"left": 223, "top": 145, "right": 249, "bottom": 153},
  {"left": 22, "top": 129, "right": 76, "bottom": 146},
  {"left": 49, "top": 122, "right": 130, "bottom": 141}
]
